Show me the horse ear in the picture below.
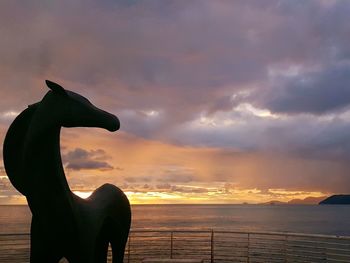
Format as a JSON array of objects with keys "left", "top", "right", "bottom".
[{"left": 45, "top": 80, "right": 68, "bottom": 97}]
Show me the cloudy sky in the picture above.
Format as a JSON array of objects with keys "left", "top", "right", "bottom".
[{"left": 1, "top": 0, "right": 350, "bottom": 204}]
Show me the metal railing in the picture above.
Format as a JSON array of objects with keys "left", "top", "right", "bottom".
[{"left": 1, "top": 230, "right": 350, "bottom": 262}]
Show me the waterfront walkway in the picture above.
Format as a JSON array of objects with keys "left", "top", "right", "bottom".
[{"left": 1, "top": 229, "right": 350, "bottom": 262}]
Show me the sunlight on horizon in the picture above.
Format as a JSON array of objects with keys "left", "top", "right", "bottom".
[{"left": 69, "top": 188, "right": 328, "bottom": 205}]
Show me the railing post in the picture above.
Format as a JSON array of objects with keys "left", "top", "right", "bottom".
[
  {"left": 127, "top": 234, "right": 131, "bottom": 263},
  {"left": 170, "top": 231, "right": 173, "bottom": 259},
  {"left": 284, "top": 235, "right": 287, "bottom": 263},
  {"left": 247, "top": 233, "right": 250, "bottom": 263},
  {"left": 210, "top": 229, "right": 214, "bottom": 263}
]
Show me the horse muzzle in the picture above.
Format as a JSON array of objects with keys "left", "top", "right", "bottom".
[
  {"left": 99, "top": 110, "right": 120, "bottom": 132},
  {"left": 107, "top": 114, "right": 120, "bottom": 132}
]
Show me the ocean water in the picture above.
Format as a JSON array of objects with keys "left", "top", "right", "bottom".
[{"left": 1, "top": 204, "right": 350, "bottom": 236}]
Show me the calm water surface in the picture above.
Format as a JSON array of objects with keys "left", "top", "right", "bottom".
[{"left": 1, "top": 204, "right": 350, "bottom": 236}]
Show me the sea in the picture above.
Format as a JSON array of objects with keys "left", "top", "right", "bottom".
[{"left": 1, "top": 204, "right": 350, "bottom": 236}]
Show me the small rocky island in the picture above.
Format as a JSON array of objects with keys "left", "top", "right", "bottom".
[{"left": 319, "top": 195, "right": 350, "bottom": 205}]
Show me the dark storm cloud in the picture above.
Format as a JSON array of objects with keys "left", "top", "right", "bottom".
[
  {"left": 1, "top": 0, "right": 349, "bottom": 121},
  {"left": 0, "top": 0, "right": 274, "bottom": 118},
  {"left": 170, "top": 110, "right": 350, "bottom": 163},
  {"left": 260, "top": 64, "right": 350, "bottom": 114},
  {"left": 262, "top": 118, "right": 350, "bottom": 161},
  {"left": 63, "top": 148, "right": 114, "bottom": 171}
]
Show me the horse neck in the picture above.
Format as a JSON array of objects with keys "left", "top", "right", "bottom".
[{"left": 24, "top": 115, "right": 75, "bottom": 217}]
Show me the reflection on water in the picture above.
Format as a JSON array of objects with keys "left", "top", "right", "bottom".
[{"left": 1, "top": 204, "right": 350, "bottom": 235}]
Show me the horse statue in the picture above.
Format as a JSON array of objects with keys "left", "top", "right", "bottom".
[{"left": 3, "top": 80, "right": 131, "bottom": 263}]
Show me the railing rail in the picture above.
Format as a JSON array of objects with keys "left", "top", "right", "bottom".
[{"left": 1, "top": 230, "right": 350, "bottom": 263}]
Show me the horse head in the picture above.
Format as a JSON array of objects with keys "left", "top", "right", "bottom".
[
  {"left": 3, "top": 80, "right": 120, "bottom": 195},
  {"left": 44, "top": 80, "right": 120, "bottom": 132}
]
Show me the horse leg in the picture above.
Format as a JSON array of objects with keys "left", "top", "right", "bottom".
[
  {"left": 30, "top": 216, "right": 61, "bottom": 263},
  {"left": 94, "top": 238, "right": 109, "bottom": 263},
  {"left": 93, "top": 218, "right": 110, "bottom": 263},
  {"left": 111, "top": 237, "right": 127, "bottom": 263},
  {"left": 109, "top": 221, "right": 129, "bottom": 263}
]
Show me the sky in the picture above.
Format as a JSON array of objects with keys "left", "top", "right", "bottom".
[{"left": 1, "top": 0, "right": 350, "bottom": 204}]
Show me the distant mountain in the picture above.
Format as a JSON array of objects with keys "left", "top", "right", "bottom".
[
  {"left": 319, "top": 195, "right": 350, "bottom": 205},
  {"left": 288, "top": 196, "right": 327, "bottom": 205},
  {"left": 260, "top": 196, "right": 327, "bottom": 205},
  {"left": 261, "top": 200, "right": 286, "bottom": 205}
]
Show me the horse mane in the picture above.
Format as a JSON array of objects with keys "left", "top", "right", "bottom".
[{"left": 3, "top": 103, "right": 39, "bottom": 195}]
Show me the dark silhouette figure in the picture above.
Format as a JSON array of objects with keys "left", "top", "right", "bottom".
[{"left": 3, "top": 80, "right": 131, "bottom": 263}]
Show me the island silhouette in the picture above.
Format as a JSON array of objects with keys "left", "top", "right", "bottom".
[{"left": 319, "top": 195, "right": 350, "bottom": 205}]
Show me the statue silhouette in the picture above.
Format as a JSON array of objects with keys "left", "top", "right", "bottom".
[{"left": 3, "top": 80, "right": 131, "bottom": 263}]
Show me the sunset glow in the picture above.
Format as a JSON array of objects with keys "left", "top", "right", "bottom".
[
  {"left": 1, "top": 0, "right": 349, "bottom": 205},
  {"left": 70, "top": 187, "right": 327, "bottom": 205}
]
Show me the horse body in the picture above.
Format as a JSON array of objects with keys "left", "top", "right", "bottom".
[{"left": 3, "top": 81, "right": 131, "bottom": 263}]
